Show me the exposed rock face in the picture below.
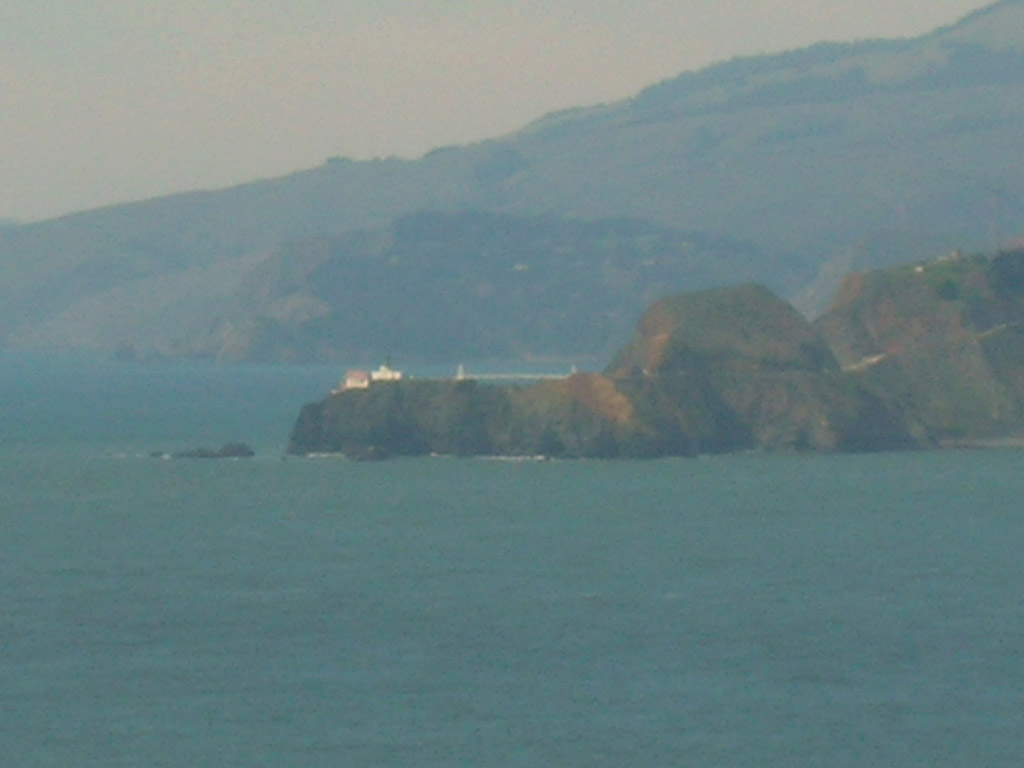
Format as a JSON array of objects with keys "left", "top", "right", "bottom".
[
  {"left": 287, "top": 283, "right": 918, "bottom": 458},
  {"left": 288, "top": 376, "right": 661, "bottom": 459},
  {"left": 815, "top": 248, "right": 1024, "bottom": 442}
]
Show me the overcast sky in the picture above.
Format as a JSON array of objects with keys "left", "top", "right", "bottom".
[{"left": 0, "top": 0, "right": 993, "bottom": 222}]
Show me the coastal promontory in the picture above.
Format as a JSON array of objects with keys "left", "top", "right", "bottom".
[
  {"left": 288, "top": 248, "right": 1024, "bottom": 458},
  {"left": 287, "top": 282, "right": 919, "bottom": 458}
]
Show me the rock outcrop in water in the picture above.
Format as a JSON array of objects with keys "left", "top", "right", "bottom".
[{"left": 156, "top": 442, "right": 256, "bottom": 459}]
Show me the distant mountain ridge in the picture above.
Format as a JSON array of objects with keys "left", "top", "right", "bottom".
[
  {"left": 3, "top": 1, "right": 1024, "bottom": 361},
  {"left": 181, "top": 213, "right": 782, "bottom": 363}
]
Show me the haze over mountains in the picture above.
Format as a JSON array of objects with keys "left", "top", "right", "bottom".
[{"left": 3, "top": 0, "right": 1024, "bottom": 362}]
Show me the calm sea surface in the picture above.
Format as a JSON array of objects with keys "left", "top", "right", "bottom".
[{"left": 2, "top": 353, "right": 1023, "bottom": 766}]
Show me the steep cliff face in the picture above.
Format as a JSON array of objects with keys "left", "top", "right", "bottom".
[
  {"left": 287, "top": 376, "right": 660, "bottom": 459},
  {"left": 288, "top": 283, "right": 918, "bottom": 458},
  {"left": 815, "top": 248, "right": 1024, "bottom": 441}
]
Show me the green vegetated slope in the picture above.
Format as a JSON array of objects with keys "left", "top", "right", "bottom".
[
  {"left": 4, "top": 1, "right": 1024, "bottom": 359},
  {"left": 817, "top": 247, "right": 1024, "bottom": 441},
  {"left": 289, "top": 247, "right": 1024, "bottom": 458}
]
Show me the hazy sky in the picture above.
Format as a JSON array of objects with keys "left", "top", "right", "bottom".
[{"left": 0, "top": 0, "right": 993, "bottom": 222}]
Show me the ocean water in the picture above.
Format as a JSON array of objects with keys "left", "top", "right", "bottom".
[{"left": 2, "top": 353, "right": 1024, "bottom": 766}]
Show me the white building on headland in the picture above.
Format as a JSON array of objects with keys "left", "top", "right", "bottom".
[
  {"left": 370, "top": 364, "right": 403, "bottom": 382},
  {"left": 334, "top": 364, "right": 403, "bottom": 393}
]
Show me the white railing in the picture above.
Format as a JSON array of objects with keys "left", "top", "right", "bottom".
[{"left": 455, "top": 364, "right": 576, "bottom": 381}]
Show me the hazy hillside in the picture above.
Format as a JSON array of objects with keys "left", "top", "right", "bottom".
[
  {"left": 161, "top": 213, "right": 781, "bottom": 363},
  {"left": 3, "top": 0, "right": 1024, "bottom": 360}
]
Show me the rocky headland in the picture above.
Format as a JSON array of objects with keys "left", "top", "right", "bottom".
[
  {"left": 282, "top": 257, "right": 975, "bottom": 458},
  {"left": 288, "top": 248, "right": 1024, "bottom": 459}
]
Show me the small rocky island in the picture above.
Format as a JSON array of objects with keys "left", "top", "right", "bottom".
[
  {"left": 153, "top": 443, "right": 256, "bottom": 459},
  {"left": 288, "top": 248, "right": 1024, "bottom": 459}
]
